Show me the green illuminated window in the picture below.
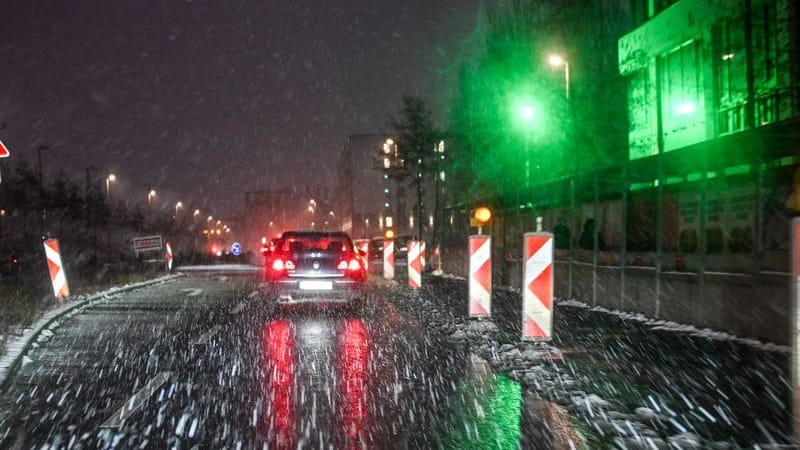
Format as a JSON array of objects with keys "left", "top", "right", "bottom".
[{"left": 660, "top": 40, "right": 706, "bottom": 151}]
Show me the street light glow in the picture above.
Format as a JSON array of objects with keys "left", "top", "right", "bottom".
[
  {"left": 107, "top": 174, "right": 116, "bottom": 182},
  {"left": 520, "top": 105, "right": 535, "bottom": 121},
  {"left": 548, "top": 54, "right": 565, "bottom": 67}
]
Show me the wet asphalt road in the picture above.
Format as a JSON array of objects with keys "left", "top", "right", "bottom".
[{"left": 0, "top": 270, "right": 524, "bottom": 449}]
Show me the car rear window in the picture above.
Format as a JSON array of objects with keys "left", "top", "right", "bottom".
[{"left": 281, "top": 234, "right": 351, "bottom": 253}]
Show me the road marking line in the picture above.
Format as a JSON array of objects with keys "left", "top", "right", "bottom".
[
  {"left": 100, "top": 371, "right": 172, "bottom": 428},
  {"left": 248, "top": 290, "right": 259, "bottom": 298},
  {"left": 181, "top": 288, "right": 204, "bottom": 297},
  {"left": 194, "top": 325, "right": 221, "bottom": 345}
]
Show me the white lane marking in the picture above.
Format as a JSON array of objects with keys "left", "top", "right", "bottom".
[
  {"left": 194, "top": 325, "right": 221, "bottom": 345},
  {"left": 217, "top": 276, "right": 228, "bottom": 282},
  {"left": 181, "top": 288, "right": 204, "bottom": 297},
  {"left": 229, "top": 301, "right": 246, "bottom": 314},
  {"left": 247, "top": 290, "right": 259, "bottom": 298},
  {"left": 100, "top": 371, "right": 172, "bottom": 428}
]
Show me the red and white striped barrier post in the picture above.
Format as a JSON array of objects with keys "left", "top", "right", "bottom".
[
  {"left": 165, "top": 241, "right": 174, "bottom": 272},
  {"left": 522, "top": 232, "right": 554, "bottom": 341},
  {"left": 793, "top": 218, "right": 800, "bottom": 440},
  {"left": 420, "top": 241, "right": 427, "bottom": 270},
  {"left": 354, "top": 239, "right": 370, "bottom": 273},
  {"left": 469, "top": 235, "right": 491, "bottom": 318},
  {"left": 43, "top": 238, "right": 70, "bottom": 299},
  {"left": 383, "top": 239, "right": 394, "bottom": 280},
  {"left": 408, "top": 240, "right": 422, "bottom": 289}
]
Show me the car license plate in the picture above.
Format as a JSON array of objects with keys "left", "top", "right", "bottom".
[{"left": 299, "top": 280, "right": 333, "bottom": 291}]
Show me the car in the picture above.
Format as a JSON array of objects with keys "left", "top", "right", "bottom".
[
  {"left": 262, "top": 237, "right": 283, "bottom": 267},
  {"left": 265, "top": 230, "right": 366, "bottom": 302}
]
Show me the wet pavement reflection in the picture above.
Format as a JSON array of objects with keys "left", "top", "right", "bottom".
[{"left": 0, "top": 274, "right": 575, "bottom": 449}]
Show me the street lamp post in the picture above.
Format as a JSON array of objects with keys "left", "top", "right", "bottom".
[
  {"left": 105, "top": 174, "right": 117, "bottom": 252},
  {"left": 548, "top": 54, "right": 570, "bottom": 100},
  {"left": 147, "top": 189, "right": 157, "bottom": 222},
  {"left": 175, "top": 201, "right": 183, "bottom": 217},
  {"left": 37, "top": 145, "right": 52, "bottom": 234},
  {"left": 105, "top": 174, "right": 116, "bottom": 202}
]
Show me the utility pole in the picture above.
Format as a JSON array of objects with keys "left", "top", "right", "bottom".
[{"left": 37, "top": 145, "right": 50, "bottom": 236}]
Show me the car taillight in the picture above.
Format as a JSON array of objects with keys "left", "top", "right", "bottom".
[
  {"left": 337, "top": 260, "right": 348, "bottom": 270},
  {"left": 285, "top": 260, "right": 295, "bottom": 270},
  {"left": 272, "top": 259, "right": 285, "bottom": 271},
  {"left": 347, "top": 259, "right": 361, "bottom": 271}
]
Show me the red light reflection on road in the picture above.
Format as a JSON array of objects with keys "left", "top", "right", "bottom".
[
  {"left": 261, "top": 320, "right": 296, "bottom": 450},
  {"left": 339, "top": 319, "right": 370, "bottom": 449}
]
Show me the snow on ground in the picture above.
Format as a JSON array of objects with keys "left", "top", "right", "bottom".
[
  {"left": 558, "top": 298, "right": 791, "bottom": 353},
  {"left": 0, "top": 274, "right": 183, "bottom": 386}
]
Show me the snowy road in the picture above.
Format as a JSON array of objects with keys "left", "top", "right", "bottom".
[{"left": 0, "top": 269, "right": 540, "bottom": 449}]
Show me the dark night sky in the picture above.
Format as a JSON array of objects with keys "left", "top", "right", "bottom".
[{"left": 0, "top": 0, "right": 481, "bottom": 215}]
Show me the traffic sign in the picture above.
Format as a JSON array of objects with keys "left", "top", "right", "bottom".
[
  {"left": 231, "top": 242, "right": 242, "bottom": 256},
  {"left": 132, "top": 235, "right": 163, "bottom": 254},
  {"left": 469, "top": 235, "right": 491, "bottom": 318},
  {"left": 522, "top": 232, "right": 554, "bottom": 341},
  {"left": 0, "top": 139, "right": 9, "bottom": 158}
]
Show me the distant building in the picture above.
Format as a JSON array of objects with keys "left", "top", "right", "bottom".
[{"left": 336, "top": 134, "right": 410, "bottom": 239}]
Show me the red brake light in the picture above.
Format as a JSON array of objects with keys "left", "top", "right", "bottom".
[
  {"left": 348, "top": 259, "right": 361, "bottom": 271},
  {"left": 337, "top": 260, "right": 348, "bottom": 270},
  {"left": 272, "top": 259, "right": 285, "bottom": 271}
]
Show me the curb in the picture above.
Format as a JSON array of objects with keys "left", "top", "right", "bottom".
[{"left": 0, "top": 273, "right": 184, "bottom": 391}]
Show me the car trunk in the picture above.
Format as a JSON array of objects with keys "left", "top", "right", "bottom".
[{"left": 289, "top": 250, "right": 343, "bottom": 276}]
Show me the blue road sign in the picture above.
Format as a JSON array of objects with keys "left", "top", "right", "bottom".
[{"left": 230, "top": 242, "right": 242, "bottom": 256}]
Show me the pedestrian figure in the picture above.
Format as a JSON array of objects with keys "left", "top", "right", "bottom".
[
  {"left": 553, "top": 218, "right": 570, "bottom": 250},
  {"left": 579, "top": 218, "right": 605, "bottom": 251}
]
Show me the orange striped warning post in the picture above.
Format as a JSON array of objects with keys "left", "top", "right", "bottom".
[
  {"left": 166, "top": 241, "right": 174, "bottom": 272},
  {"left": 408, "top": 240, "right": 422, "bottom": 289},
  {"left": 468, "top": 235, "right": 491, "bottom": 318},
  {"left": 43, "top": 238, "right": 70, "bottom": 298},
  {"left": 522, "top": 232, "right": 554, "bottom": 341},
  {"left": 793, "top": 218, "right": 800, "bottom": 440},
  {"left": 383, "top": 239, "right": 394, "bottom": 280}
]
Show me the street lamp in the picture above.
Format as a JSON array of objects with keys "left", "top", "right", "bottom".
[
  {"left": 147, "top": 189, "right": 157, "bottom": 221},
  {"left": 105, "top": 174, "right": 116, "bottom": 202},
  {"left": 207, "top": 215, "right": 213, "bottom": 222},
  {"left": 548, "top": 54, "right": 570, "bottom": 100},
  {"left": 175, "top": 201, "right": 183, "bottom": 216},
  {"left": 193, "top": 209, "right": 200, "bottom": 218}
]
